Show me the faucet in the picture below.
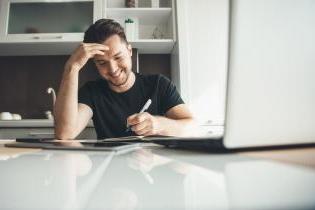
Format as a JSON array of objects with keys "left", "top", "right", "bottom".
[
  {"left": 47, "top": 87, "right": 56, "bottom": 106},
  {"left": 46, "top": 87, "right": 56, "bottom": 120}
]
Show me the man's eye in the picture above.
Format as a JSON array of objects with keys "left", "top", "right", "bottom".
[
  {"left": 98, "top": 62, "right": 107, "bottom": 66},
  {"left": 115, "top": 56, "right": 122, "bottom": 60}
]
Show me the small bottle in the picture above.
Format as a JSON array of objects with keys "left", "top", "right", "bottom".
[{"left": 125, "top": 18, "right": 135, "bottom": 41}]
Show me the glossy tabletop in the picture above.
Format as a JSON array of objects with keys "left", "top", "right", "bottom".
[{"left": 0, "top": 141, "right": 315, "bottom": 210}]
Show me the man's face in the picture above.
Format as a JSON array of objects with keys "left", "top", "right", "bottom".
[{"left": 93, "top": 35, "right": 132, "bottom": 87}]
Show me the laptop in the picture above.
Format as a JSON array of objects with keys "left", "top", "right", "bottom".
[{"left": 152, "top": 0, "right": 315, "bottom": 150}]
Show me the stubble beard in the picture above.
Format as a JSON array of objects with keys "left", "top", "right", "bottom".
[
  {"left": 109, "top": 69, "right": 130, "bottom": 87},
  {"left": 108, "top": 68, "right": 136, "bottom": 93}
]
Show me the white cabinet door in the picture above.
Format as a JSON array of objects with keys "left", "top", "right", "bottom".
[
  {"left": 0, "top": 0, "right": 103, "bottom": 55},
  {"left": 172, "top": 0, "right": 229, "bottom": 126}
]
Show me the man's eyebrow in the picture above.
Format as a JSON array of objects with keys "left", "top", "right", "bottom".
[
  {"left": 113, "top": 51, "right": 123, "bottom": 57},
  {"left": 94, "top": 51, "right": 123, "bottom": 62},
  {"left": 95, "top": 59, "right": 108, "bottom": 63}
]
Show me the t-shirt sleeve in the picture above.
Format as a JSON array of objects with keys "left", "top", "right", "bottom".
[
  {"left": 78, "top": 83, "right": 94, "bottom": 110},
  {"left": 158, "top": 74, "right": 184, "bottom": 114}
]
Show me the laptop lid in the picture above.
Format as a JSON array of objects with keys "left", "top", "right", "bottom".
[{"left": 223, "top": 0, "right": 315, "bottom": 148}]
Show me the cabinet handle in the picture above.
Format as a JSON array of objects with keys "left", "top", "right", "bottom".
[
  {"left": 29, "top": 132, "right": 55, "bottom": 136},
  {"left": 32, "top": 35, "right": 63, "bottom": 40}
]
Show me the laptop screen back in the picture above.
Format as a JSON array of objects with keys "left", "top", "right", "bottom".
[{"left": 224, "top": 0, "right": 315, "bottom": 148}]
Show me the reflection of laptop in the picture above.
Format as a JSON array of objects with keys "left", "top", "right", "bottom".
[{"left": 153, "top": 1, "right": 315, "bottom": 150}]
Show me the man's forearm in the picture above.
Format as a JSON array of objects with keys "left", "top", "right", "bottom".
[
  {"left": 156, "top": 116, "right": 197, "bottom": 137},
  {"left": 54, "top": 67, "right": 80, "bottom": 139}
]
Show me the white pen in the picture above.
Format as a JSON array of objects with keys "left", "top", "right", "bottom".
[{"left": 126, "top": 99, "right": 152, "bottom": 132}]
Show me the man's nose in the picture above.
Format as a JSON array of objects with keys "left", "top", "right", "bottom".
[{"left": 108, "top": 60, "right": 118, "bottom": 73}]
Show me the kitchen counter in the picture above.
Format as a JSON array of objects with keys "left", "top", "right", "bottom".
[
  {"left": 0, "top": 140, "right": 314, "bottom": 210},
  {"left": 0, "top": 119, "right": 94, "bottom": 127},
  {"left": 0, "top": 120, "right": 96, "bottom": 139}
]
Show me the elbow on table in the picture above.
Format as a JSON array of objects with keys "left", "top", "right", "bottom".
[{"left": 54, "top": 126, "right": 77, "bottom": 140}]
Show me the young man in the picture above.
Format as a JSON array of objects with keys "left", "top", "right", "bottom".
[{"left": 54, "top": 19, "right": 194, "bottom": 139}]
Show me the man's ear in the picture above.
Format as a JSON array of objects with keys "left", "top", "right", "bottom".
[{"left": 127, "top": 44, "right": 132, "bottom": 56}]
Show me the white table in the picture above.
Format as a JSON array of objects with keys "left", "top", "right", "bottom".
[{"left": 0, "top": 140, "right": 314, "bottom": 210}]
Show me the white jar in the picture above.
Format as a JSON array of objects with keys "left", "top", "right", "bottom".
[
  {"left": 151, "top": 0, "right": 159, "bottom": 8},
  {"left": 11, "top": 113, "right": 22, "bottom": 120},
  {"left": 0, "top": 112, "right": 13, "bottom": 120},
  {"left": 125, "top": 18, "right": 136, "bottom": 42}
]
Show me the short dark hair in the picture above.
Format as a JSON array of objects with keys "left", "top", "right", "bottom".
[{"left": 83, "top": 19, "right": 128, "bottom": 44}]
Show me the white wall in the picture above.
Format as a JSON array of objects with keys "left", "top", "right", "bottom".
[{"left": 173, "top": 0, "right": 229, "bottom": 125}]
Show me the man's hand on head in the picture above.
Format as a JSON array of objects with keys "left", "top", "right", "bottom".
[
  {"left": 127, "top": 112, "right": 162, "bottom": 136},
  {"left": 65, "top": 43, "right": 109, "bottom": 72}
]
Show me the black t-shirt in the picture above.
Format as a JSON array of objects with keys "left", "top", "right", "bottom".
[{"left": 78, "top": 73, "right": 184, "bottom": 139}]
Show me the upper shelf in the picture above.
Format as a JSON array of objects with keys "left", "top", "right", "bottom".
[
  {"left": 132, "top": 39, "right": 174, "bottom": 53},
  {"left": 106, "top": 8, "right": 172, "bottom": 25},
  {"left": 0, "top": 38, "right": 175, "bottom": 55}
]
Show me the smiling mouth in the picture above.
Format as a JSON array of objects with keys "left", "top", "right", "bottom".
[{"left": 109, "top": 70, "right": 130, "bottom": 87}]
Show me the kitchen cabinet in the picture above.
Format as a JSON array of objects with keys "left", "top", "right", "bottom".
[
  {"left": 0, "top": 127, "right": 96, "bottom": 139},
  {"left": 0, "top": 0, "right": 176, "bottom": 55},
  {"left": 0, "top": 120, "right": 97, "bottom": 139},
  {"left": 0, "top": 0, "right": 103, "bottom": 55}
]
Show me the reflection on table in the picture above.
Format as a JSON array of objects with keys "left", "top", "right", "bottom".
[{"left": 0, "top": 145, "right": 314, "bottom": 210}]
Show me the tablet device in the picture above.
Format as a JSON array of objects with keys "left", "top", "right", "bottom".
[{"left": 5, "top": 140, "right": 141, "bottom": 152}]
